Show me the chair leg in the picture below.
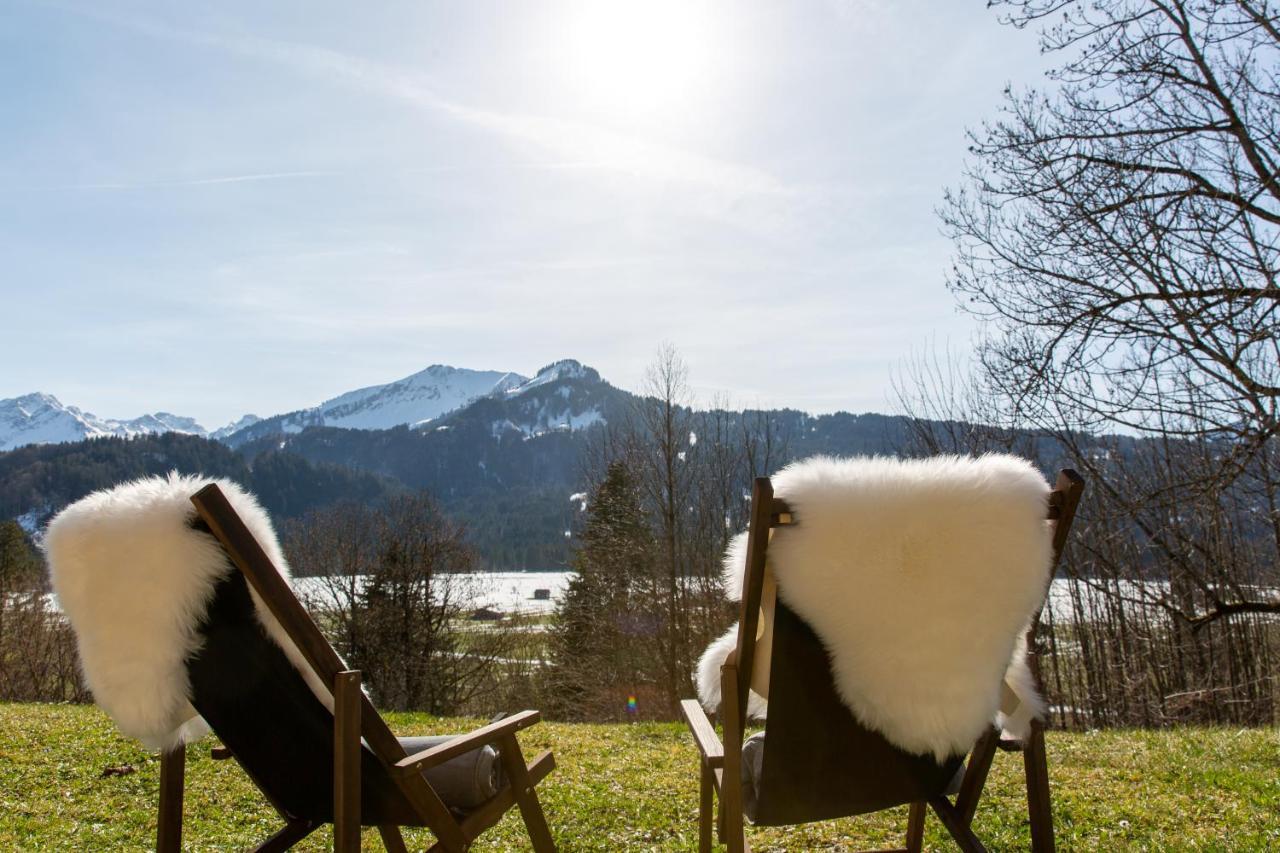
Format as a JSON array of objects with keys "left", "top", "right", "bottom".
[
  {"left": 157, "top": 746, "right": 185, "bottom": 853},
  {"left": 498, "top": 733, "right": 557, "bottom": 852},
  {"left": 698, "top": 763, "right": 714, "bottom": 853},
  {"left": 334, "top": 671, "right": 363, "bottom": 853},
  {"left": 254, "top": 820, "right": 320, "bottom": 853},
  {"left": 1024, "top": 720, "right": 1055, "bottom": 853},
  {"left": 905, "top": 801, "right": 926, "bottom": 853},
  {"left": 929, "top": 797, "right": 987, "bottom": 853},
  {"left": 720, "top": 664, "right": 749, "bottom": 853},
  {"left": 377, "top": 825, "right": 409, "bottom": 853}
]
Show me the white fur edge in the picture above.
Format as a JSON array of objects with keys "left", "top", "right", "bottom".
[
  {"left": 45, "top": 472, "right": 334, "bottom": 750},
  {"left": 697, "top": 454, "right": 1051, "bottom": 758},
  {"left": 696, "top": 625, "right": 769, "bottom": 721}
]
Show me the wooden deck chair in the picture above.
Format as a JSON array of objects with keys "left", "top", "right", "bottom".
[
  {"left": 681, "top": 462, "right": 1084, "bottom": 853},
  {"left": 46, "top": 475, "right": 557, "bottom": 852}
]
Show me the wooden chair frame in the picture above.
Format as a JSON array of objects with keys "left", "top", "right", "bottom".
[
  {"left": 150, "top": 483, "right": 558, "bottom": 853},
  {"left": 682, "top": 470, "right": 1085, "bottom": 853}
]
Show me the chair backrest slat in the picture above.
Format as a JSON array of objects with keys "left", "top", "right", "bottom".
[
  {"left": 1049, "top": 469, "right": 1085, "bottom": 567},
  {"left": 732, "top": 477, "right": 775, "bottom": 727}
]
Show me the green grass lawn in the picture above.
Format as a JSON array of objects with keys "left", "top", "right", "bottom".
[{"left": 1, "top": 703, "right": 1276, "bottom": 850}]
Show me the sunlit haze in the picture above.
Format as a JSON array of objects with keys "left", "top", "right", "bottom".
[{"left": 1, "top": 1, "right": 1048, "bottom": 430}]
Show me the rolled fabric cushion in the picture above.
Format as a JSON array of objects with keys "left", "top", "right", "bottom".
[
  {"left": 741, "top": 732, "right": 767, "bottom": 824},
  {"left": 397, "top": 736, "right": 503, "bottom": 811}
]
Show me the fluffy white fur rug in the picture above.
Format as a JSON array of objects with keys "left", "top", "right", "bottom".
[
  {"left": 45, "top": 472, "right": 331, "bottom": 751},
  {"left": 697, "top": 454, "right": 1053, "bottom": 761}
]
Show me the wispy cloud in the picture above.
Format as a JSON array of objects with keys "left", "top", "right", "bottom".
[
  {"left": 51, "top": 5, "right": 790, "bottom": 201},
  {"left": 23, "top": 170, "right": 341, "bottom": 192}
]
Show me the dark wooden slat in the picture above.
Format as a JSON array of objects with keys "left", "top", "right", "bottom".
[
  {"left": 425, "top": 751, "right": 556, "bottom": 853},
  {"left": 929, "top": 797, "right": 988, "bottom": 853},
  {"left": 1049, "top": 470, "right": 1085, "bottom": 565},
  {"left": 334, "top": 670, "right": 362, "bottom": 853},
  {"left": 498, "top": 734, "right": 556, "bottom": 852},
  {"left": 732, "top": 478, "right": 775, "bottom": 727},
  {"left": 905, "top": 800, "right": 926, "bottom": 853},
  {"left": 955, "top": 727, "right": 1000, "bottom": 825},
  {"left": 395, "top": 710, "right": 540, "bottom": 776},
  {"left": 720, "top": 662, "right": 747, "bottom": 853},
  {"left": 157, "top": 746, "right": 185, "bottom": 853},
  {"left": 699, "top": 763, "right": 715, "bottom": 853},
  {"left": 189, "top": 485, "right": 467, "bottom": 851},
  {"left": 378, "top": 825, "right": 409, "bottom": 853},
  {"left": 1024, "top": 721, "right": 1055, "bottom": 853},
  {"left": 680, "top": 699, "right": 724, "bottom": 767},
  {"left": 253, "top": 819, "right": 319, "bottom": 853}
]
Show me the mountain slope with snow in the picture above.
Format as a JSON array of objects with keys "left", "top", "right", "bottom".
[
  {"left": 0, "top": 393, "right": 208, "bottom": 452},
  {"left": 443, "top": 359, "right": 621, "bottom": 439},
  {"left": 221, "top": 364, "right": 527, "bottom": 447}
]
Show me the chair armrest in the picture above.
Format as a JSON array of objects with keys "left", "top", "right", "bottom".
[
  {"left": 395, "top": 710, "right": 541, "bottom": 777},
  {"left": 680, "top": 699, "right": 724, "bottom": 768}
]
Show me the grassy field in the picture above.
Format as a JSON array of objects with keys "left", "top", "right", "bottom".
[{"left": 1, "top": 703, "right": 1276, "bottom": 851}]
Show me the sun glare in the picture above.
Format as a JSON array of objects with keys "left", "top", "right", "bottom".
[{"left": 557, "top": 1, "right": 723, "bottom": 126}]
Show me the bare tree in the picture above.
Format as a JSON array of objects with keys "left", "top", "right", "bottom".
[
  {"left": 283, "top": 494, "right": 509, "bottom": 714},
  {"left": 944, "top": 0, "right": 1280, "bottom": 624},
  {"left": 0, "top": 522, "right": 84, "bottom": 702}
]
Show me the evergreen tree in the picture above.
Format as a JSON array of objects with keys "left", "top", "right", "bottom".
[{"left": 549, "top": 461, "right": 660, "bottom": 720}]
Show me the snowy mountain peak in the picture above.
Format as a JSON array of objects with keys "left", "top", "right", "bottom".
[
  {"left": 508, "top": 359, "right": 600, "bottom": 396},
  {"left": 220, "top": 363, "right": 531, "bottom": 445},
  {"left": 210, "top": 414, "right": 262, "bottom": 440},
  {"left": 0, "top": 393, "right": 208, "bottom": 452}
]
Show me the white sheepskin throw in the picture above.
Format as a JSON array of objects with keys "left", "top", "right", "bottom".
[
  {"left": 45, "top": 472, "right": 331, "bottom": 751},
  {"left": 697, "top": 454, "right": 1053, "bottom": 761}
]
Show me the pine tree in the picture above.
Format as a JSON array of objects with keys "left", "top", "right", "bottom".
[{"left": 549, "top": 461, "right": 660, "bottom": 720}]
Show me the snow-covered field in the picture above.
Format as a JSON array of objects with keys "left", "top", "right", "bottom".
[{"left": 291, "top": 571, "right": 574, "bottom": 616}]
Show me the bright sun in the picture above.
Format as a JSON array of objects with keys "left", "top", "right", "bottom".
[{"left": 557, "top": 1, "right": 723, "bottom": 126}]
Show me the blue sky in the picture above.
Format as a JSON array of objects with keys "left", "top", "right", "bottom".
[{"left": 1, "top": 1, "right": 1047, "bottom": 430}]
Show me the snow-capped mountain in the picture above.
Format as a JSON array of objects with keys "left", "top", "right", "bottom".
[
  {"left": 209, "top": 414, "right": 262, "bottom": 441},
  {"left": 221, "top": 364, "right": 528, "bottom": 447},
  {"left": 1, "top": 360, "right": 612, "bottom": 454},
  {"left": 443, "top": 359, "right": 618, "bottom": 440},
  {"left": 0, "top": 392, "right": 208, "bottom": 452}
]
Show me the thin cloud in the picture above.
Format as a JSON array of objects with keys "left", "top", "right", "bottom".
[
  {"left": 24, "top": 171, "right": 341, "bottom": 192},
  {"left": 52, "top": 5, "right": 791, "bottom": 200}
]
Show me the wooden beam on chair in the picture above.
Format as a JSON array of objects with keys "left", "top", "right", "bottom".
[
  {"left": 905, "top": 801, "right": 926, "bottom": 853},
  {"left": 955, "top": 727, "right": 1000, "bottom": 826},
  {"left": 497, "top": 734, "right": 557, "bottom": 853},
  {"left": 426, "top": 751, "right": 556, "bottom": 853},
  {"left": 334, "top": 670, "right": 362, "bottom": 853},
  {"left": 733, "top": 478, "right": 775, "bottom": 727},
  {"left": 1024, "top": 720, "right": 1055, "bottom": 853},
  {"left": 254, "top": 819, "right": 320, "bottom": 853},
  {"left": 720, "top": 662, "right": 748, "bottom": 853},
  {"left": 377, "top": 825, "right": 409, "bottom": 853},
  {"left": 929, "top": 796, "right": 988, "bottom": 853},
  {"left": 680, "top": 699, "right": 725, "bottom": 768},
  {"left": 395, "top": 710, "right": 541, "bottom": 776},
  {"left": 157, "top": 746, "right": 185, "bottom": 853}
]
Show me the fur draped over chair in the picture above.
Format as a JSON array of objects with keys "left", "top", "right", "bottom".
[
  {"left": 45, "top": 472, "right": 330, "bottom": 751},
  {"left": 696, "top": 454, "right": 1054, "bottom": 761}
]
